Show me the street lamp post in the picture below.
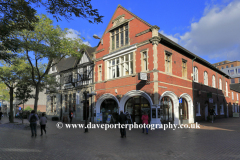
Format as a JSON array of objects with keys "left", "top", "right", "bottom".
[{"left": 84, "top": 91, "right": 96, "bottom": 133}]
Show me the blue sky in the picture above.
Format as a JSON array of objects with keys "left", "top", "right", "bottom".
[{"left": 33, "top": 0, "right": 240, "bottom": 64}]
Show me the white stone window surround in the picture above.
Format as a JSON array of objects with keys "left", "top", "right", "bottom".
[
  {"left": 212, "top": 75, "right": 216, "bottom": 88},
  {"left": 196, "top": 102, "right": 201, "bottom": 116},
  {"left": 219, "top": 78, "right": 222, "bottom": 90},
  {"left": 107, "top": 53, "right": 133, "bottom": 79},
  {"left": 226, "top": 82, "right": 228, "bottom": 96},
  {"left": 232, "top": 92, "right": 234, "bottom": 100},
  {"left": 204, "top": 71, "right": 208, "bottom": 85},
  {"left": 193, "top": 66, "right": 198, "bottom": 82},
  {"left": 103, "top": 45, "right": 137, "bottom": 80},
  {"left": 220, "top": 104, "right": 224, "bottom": 115}
]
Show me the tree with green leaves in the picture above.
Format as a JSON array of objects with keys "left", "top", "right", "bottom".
[
  {"left": 17, "top": 14, "right": 85, "bottom": 112},
  {"left": 0, "top": 82, "right": 10, "bottom": 112},
  {"left": 0, "top": 57, "right": 29, "bottom": 122},
  {"left": 15, "top": 81, "right": 34, "bottom": 123},
  {"left": 0, "top": 0, "right": 103, "bottom": 62}
]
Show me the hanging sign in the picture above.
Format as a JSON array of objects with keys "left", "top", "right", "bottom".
[
  {"left": 138, "top": 72, "right": 147, "bottom": 80},
  {"left": 106, "top": 114, "right": 112, "bottom": 123},
  {"left": 179, "top": 98, "right": 182, "bottom": 103}
]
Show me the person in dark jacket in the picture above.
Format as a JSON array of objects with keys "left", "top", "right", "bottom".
[
  {"left": 118, "top": 111, "right": 127, "bottom": 138},
  {"left": 69, "top": 110, "right": 73, "bottom": 123},
  {"left": 209, "top": 108, "right": 216, "bottom": 123},
  {"left": 28, "top": 110, "right": 39, "bottom": 137}
]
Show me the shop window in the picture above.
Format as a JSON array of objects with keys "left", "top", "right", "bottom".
[
  {"left": 142, "top": 51, "right": 148, "bottom": 71},
  {"left": 100, "top": 99, "right": 119, "bottom": 123},
  {"left": 212, "top": 75, "right": 216, "bottom": 88},
  {"left": 111, "top": 24, "right": 128, "bottom": 50},
  {"left": 219, "top": 78, "right": 222, "bottom": 90},
  {"left": 214, "top": 104, "right": 218, "bottom": 115},
  {"left": 220, "top": 104, "right": 224, "bottom": 115},
  {"left": 232, "top": 104, "right": 235, "bottom": 113},
  {"left": 196, "top": 102, "right": 201, "bottom": 116},
  {"left": 160, "top": 97, "right": 173, "bottom": 123},
  {"left": 182, "top": 59, "right": 187, "bottom": 78},
  {"left": 193, "top": 66, "right": 198, "bottom": 82},
  {"left": 65, "top": 95, "right": 68, "bottom": 112},
  {"left": 182, "top": 98, "right": 188, "bottom": 119},
  {"left": 165, "top": 51, "right": 172, "bottom": 74},
  {"left": 51, "top": 97, "right": 53, "bottom": 112},
  {"left": 204, "top": 71, "right": 208, "bottom": 85},
  {"left": 73, "top": 93, "right": 76, "bottom": 112},
  {"left": 125, "top": 96, "right": 150, "bottom": 124},
  {"left": 107, "top": 53, "right": 133, "bottom": 79}
]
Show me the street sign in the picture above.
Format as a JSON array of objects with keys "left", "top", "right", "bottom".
[
  {"left": 19, "top": 107, "right": 21, "bottom": 110},
  {"left": 179, "top": 98, "right": 182, "bottom": 103},
  {"left": 138, "top": 72, "right": 147, "bottom": 80}
]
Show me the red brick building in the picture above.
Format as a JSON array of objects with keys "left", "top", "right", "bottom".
[{"left": 93, "top": 5, "right": 239, "bottom": 125}]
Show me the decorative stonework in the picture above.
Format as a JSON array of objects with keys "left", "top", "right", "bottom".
[
  {"left": 135, "top": 29, "right": 151, "bottom": 37},
  {"left": 150, "top": 25, "right": 160, "bottom": 31},
  {"left": 150, "top": 36, "right": 161, "bottom": 45},
  {"left": 112, "top": 14, "right": 125, "bottom": 26}
]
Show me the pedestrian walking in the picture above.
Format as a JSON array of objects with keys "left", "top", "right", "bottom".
[
  {"left": 39, "top": 113, "right": 47, "bottom": 136},
  {"left": 69, "top": 110, "right": 73, "bottom": 123},
  {"left": 118, "top": 110, "right": 127, "bottom": 138},
  {"left": 28, "top": 110, "right": 39, "bottom": 137},
  {"left": 141, "top": 112, "right": 149, "bottom": 134},
  {"left": 209, "top": 108, "right": 216, "bottom": 123}
]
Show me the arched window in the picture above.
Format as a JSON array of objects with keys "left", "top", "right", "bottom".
[
  {"left": 226, "top": 82, "right": 228, "bottom": 96},
  {"left": 212, "top": 75, "right": 216, "bottom": 88},
  {"left": 219, "top": 78, "right": 222, "bottom": 90},
  {"left": 204, "top": 71, "right": 208, "bottom": 85},
  {"left": 193, "top": 66, "right": 198, "bottom": 82}
]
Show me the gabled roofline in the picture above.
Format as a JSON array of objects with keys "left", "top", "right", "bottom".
[{"left": 97, "top": 4, "right": 152, "bottom": 48}]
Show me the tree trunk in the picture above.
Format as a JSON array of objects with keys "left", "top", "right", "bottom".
[
  {"left": 9, "top": 87, "right": 14, "bottom": 123},
  {"left": 34, "top": 83, "right": 40, "bottom": 113}
]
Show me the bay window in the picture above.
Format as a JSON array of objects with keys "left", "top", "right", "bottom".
[{"left": 108, "top": 53, "right": 133, "bottom": 79}]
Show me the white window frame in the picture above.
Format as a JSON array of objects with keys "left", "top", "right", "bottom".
[
  {"left": 204, "top": 71, "right": 208, "bottom": 85},
  {"left": 237, "top": 94, "right": 239, "bottom": 101},
  {"left": 212, "top": 75, "right": 216, "bottom": 88},
  {"left": 141, "top": 50, "right": 148, "bottom": 72},
  {"left": 219, "top": 78, "right": 222, "bottom": 90},
  {"left": 196, "top": 102, "right": 201, "bottom": 116},
  {"left": 165, "top": 52, "right": 172, "bottom": 74},
  {"left": 232, "top": 92, "right": 234, "bottom": 100},
  {"left": 220, "top": 104, "right": 224, "bottom": 115},
  {"left": 193, "top": 66, "right": 198, "bottom": 82},
  {"left": 107, "top": 53, "right": 133, "bottom": 80}
]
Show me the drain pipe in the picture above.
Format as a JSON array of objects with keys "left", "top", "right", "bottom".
[{"left": 192, "top": 57, "right": 197, "bottom": 123}]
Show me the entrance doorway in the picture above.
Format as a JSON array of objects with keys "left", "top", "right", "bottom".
[
  {"left": 181, "top": 98, "right": 189, "bottom": 124},
  {"left": 100, "top": 99, "right": 118, "bottom": 123},
  {"left": 125, "top": 96, "right": 150, "bottom": 124},
  {"left": 160, "top": 96, "right": 174, "bottom": 124}
]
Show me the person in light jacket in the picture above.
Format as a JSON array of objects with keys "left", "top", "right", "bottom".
[
  {"left": 141, "top": 112, "right": 149, "bottom": 134},
  {"left": 39, "top": 113, "right": 47, "bottom": 136}
]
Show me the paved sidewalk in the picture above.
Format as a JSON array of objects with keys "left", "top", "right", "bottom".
[{"left": 0, "top": 117, "right": 240, "bottom": 160}]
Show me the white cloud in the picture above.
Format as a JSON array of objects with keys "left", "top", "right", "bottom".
[
  {"left": 179, "top": 0, "right": 240, "bottom": 61},
  {"left": 66, "top": 29, "right": 92, "bottom": 47},
  {"left": 159, "top": 30, "right": 179, "bottom": 44},
  {"left": 66, "top": 29, "right": 80, "bottom": 39}
]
